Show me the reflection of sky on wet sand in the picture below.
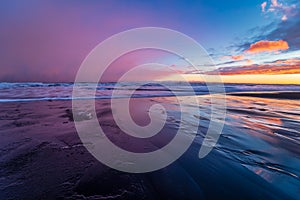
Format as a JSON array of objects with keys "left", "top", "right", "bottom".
[
  {"left": 106, "top": 93, "right": 300, "bottom": 195},
  {"left": 148, "top": 94, "right": 300, "bottom": 197},
  {"left": 1, "top": 89, "right": 299, "bottom": 198},
  {"left": 216, "top": 95, "right": 300, "bottom": 196}
]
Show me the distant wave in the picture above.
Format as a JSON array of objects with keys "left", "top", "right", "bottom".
[
  {"left": 0, "top": 82, "right": 300, "bottom": 103},
  {"left": 0, "top": 93, "right": 200, "bottom": 103},
  {"left": 0, "top": 82, "right": 73, "bottom": 88}
]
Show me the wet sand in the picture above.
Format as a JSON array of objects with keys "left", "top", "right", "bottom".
[{"left": 0, "top": 96, "right": 299, "bottom": 199}]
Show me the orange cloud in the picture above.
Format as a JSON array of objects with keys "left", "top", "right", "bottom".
[
  {"left": 231, "top": 55, "right": 244, "bottom": 60},
  {"left": 219, "top": 65, "right": 300, "bottom": 75},
  {"left": 245, "top": 40, "right": 289, "bottom": 54},
  {"left": 207, "top": 58, "right": 300, "bottom": 75}
]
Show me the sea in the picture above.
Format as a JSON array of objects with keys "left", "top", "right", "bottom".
[{"left": 1, "top": 82, "right": 300, "bottom": 102}]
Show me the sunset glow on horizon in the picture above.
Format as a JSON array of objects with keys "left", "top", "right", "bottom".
[{"left": 182, "top": 74, "right": 300, "bottom": 85}]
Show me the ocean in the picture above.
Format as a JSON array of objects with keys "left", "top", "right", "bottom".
[{"left": 1, "top": 82, "right": 300, "bottom": 102}]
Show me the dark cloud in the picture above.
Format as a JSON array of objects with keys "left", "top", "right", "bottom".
[{"left": 267, "top": 14, "right": 300, "bottom": 50}]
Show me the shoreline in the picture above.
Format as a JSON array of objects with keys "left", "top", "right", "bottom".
[
  {"left": 0, "top": 96, "right": 299, "bottom": 199},
  {"left": 227, "top": 91, "right": 300, "bottom": 99}
]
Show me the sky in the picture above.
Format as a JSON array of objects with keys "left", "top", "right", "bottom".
[{"left": 1, "top": 0, "right": 300, "bottom": 84}]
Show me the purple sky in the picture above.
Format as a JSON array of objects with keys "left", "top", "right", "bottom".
[{"left": 1, "top": 0, "right": 300, "bottom": 82}]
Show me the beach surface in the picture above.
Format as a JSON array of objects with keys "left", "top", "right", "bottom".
[{"left": 0, "top": 83, "right": 300, "bottom": 199}]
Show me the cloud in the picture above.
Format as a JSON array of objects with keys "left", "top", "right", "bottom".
[
  {"left": 281, "top": 15, "right": 288, "bottom": 21},
  {"left": 271, "top": 0, "right": 280, "bottom": 7},
  {"left": 246, "top": 59, "right": 254, "bottom": 65},
  {"left": 207, "top": 58, "right": 300, "bottom": 75},
  {"left": 219, "top": 54, "right": 245, "bottom": 62},
  {"left": 237, "top": 4, "right": 300, "bottom": 52},
  {"left": 245, "top": 40, "right": 289, "bottom": 53},
  {"left": 231, "top": 55, "right": 245, "bottom": 60},
  {"left": 262, "top": 0, "right": 297, "bottom": 21},
  {"left": 269, "top": 15, "right": 300, "bottom": 50},
  {"left": 261, "top": 2, "right": 267, "bottom": 12}
]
